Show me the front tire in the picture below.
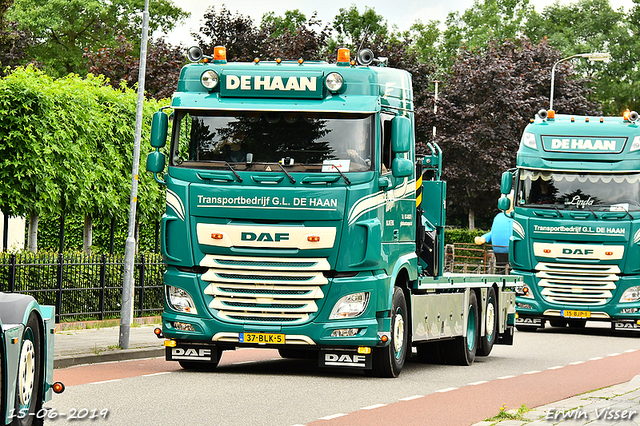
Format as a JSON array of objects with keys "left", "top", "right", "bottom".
[
  {"left": 368, "top": 287, "right": 408, "bottom": 378},
  {"left": 12, "top": 313, "right": 43, "bottom": 426}
]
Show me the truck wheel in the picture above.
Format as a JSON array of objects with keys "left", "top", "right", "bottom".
[
  {"left": 368, "top": 287, "right": 408, "bottom": 378},
  {"left": 446, "top": 291, "right": 479, "bottom": 366},
  {"left": 178, "top": 349, "right": 222, "bottom": 371},
  {"left": 12, "top": 313, "right": 43, "bottom": 426},
  {"left": 477, "top": 287, "right": 497, "bottom": 356}
]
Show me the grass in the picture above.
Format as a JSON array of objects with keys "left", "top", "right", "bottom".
[{"left": 486, "top": 404, "right": 530, "bottom": 423}]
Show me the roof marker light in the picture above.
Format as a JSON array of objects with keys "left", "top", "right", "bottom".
[
  {"left": 213, "top": 46, "right": 226, "bottom": 62},
  {"left": 547, "top": 110, "right": 555, "bottom": 119},
  {"left": 337, "top": 48, "right": 350, "bottom": 65}
]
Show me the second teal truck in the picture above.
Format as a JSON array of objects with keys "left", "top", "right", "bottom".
[
  {"left": 499, "top": 108, "right": 640, "bottom": 331},
  {"left": 146, "top": 46, "right": 520, "bottom": 377}
]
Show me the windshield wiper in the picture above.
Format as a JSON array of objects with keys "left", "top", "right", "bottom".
[
  {"left": 277, "top": 163, "right": 296, "bottom": 184},
  {"left": 586, "top": 205, "right": 598, "bottom": 219},
  {"left": 332, "top": 164, "right": 351, "bottom": 185},
  {"left": 224, "top": 162, "right": 243, "bottom": 182},
  {"left": 552, "top": 205, "right": 564, "bottom": 218}
]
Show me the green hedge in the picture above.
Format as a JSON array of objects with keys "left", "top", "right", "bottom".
[{"left": 444, "top": 228, "right": 488, "bottom": 245}]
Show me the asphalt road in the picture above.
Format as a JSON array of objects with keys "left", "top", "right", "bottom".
[{"left": 47, "top": 322, "right": 640, "bottom": 426}]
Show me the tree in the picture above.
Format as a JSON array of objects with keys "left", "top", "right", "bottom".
[
  {"left": 193, "top": 6, "right": 264, "bottom": 61},
  {"left": 329, "top": 5, "right": 388, "bottom": 53},
  {"left": 524, "top": 0, "right": 636, "bottom": 114},
  {"left": 262, "top": 12, "right": 332, "bottom": 61},
  {"left": 0, "top": 66, "right": 166, "bottom": 252},
  {"left": 7, "top": 0, "right": 188, "bottom": 76},
  {"left": 441, "top": 0, "right": 535, "bottom": 70},
  {"left": 84, "top": 34, "right": 185, "bottom": 100},
  {"left": 424, "top": 37, "right": 600, "bottom": 228}
]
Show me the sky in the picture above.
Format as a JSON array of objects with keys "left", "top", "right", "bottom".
[{"left": 162, "top": 0, "right": 629, "bottom": 47}]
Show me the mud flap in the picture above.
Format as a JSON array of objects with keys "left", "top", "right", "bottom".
[
  {"left": 319, "top": 349, "right": 372, "bottom": 369},
  {"left": 496, "top": 326, "right": 514, "bottom": 345},
  {"left": 613, "top": 321, "right": 640, "bottom": 331},
  {"left": 166, "top": 343, "right": 219, "bottom": 363}
]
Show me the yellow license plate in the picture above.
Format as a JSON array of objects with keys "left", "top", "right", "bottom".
[
  {"left": 240, "top": 333, "right": 285, "bottom": 344},
  {"left": 562, "top": 310, "right": 591, "bottom": 318}
]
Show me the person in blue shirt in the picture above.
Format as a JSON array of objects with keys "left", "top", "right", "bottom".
[{"left": 475, "top": 195, "right": 513, "bottom": 268}]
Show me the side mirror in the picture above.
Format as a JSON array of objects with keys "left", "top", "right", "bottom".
[
  {"left": 498, "top": 196, "right": 511, "bottom": 212},
  {"left": 500, "top": 171, "right": 513, "bottom": 194},
  {"left": 392, "top": 158, "right": 413, "bottom": 178},
  {"left": 146, "top": 151, "right": 166, "bottom": 174},
  {"left": 150, "top": 111, "right": 169, "bottom": 148},
  {"left": 391, "top": 115, "right": 411, "bottom": 153}
]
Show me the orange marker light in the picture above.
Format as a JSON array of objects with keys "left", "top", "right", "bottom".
[
  {"left": 547, "top": 110, "right": 555, "bottom": 119},
  {"left": 298, "top": 58, "right": 304, "bottom": 64},
  {"left": 276, "top": 58, "right": 282, "bottom": 64},
  {"left": 307, "top": 236, "right": 321, "bottom": 242},
  {"left": 211, "top": 233, "right": 224, "bottom": 240},
  {"left": 52, "top": 382, "right": 65, "bottom": 394},
  {"left": 543, "top": 249, "right": 551, "bottom": 254},
  {"left": 213, "top": 46, "right": 227, "bottom": 61},
  {"left": 624, "top": 109, "right": 631, "bottom": 120},
  {"left": 254, "top": 58, "right": 260, "bottom": 63},
  {"left": 337, "top": 48, "right": 350, "bottom": 63},
  {"left": 605, "top": 251, "right": 614, "bottom": 256}
]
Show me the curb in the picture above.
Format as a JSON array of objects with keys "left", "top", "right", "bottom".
[{"left": 54, "top": 347, "right": 165, "bottom": 369}]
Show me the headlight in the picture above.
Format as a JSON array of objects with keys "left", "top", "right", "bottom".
[
  {"left": 521, "top": 132, "right": 537, "bottom": 149},
  {"left": 630, "top": 136, "right": 640, "bottom": 152},
  {"left": 329, "top": 292, "right": 369, "bottom": 319},
  {"left": 325, "top": 72, "right": 343, "bottom": 92},
  {"left": 620, "top": 286, "right": 640, "bottom": 303},
  {"left": 201, "top": 70, "right": 219, "bottom": 89},
  {"left": 516, "top": 284, "right": 534, "bottom": 299},
  {"left": 166, "top": 286, "right": 198, "bottom": 314}
]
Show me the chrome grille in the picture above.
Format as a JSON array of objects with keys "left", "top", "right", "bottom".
[
  {"left": 201, "top": 254, "right": 330, "bottom": 324},
  {"left": 535, "top": 262, "right": 620, "bottom": 306}
]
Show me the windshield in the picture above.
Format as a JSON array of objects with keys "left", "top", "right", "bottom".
[
  {"left": 170, "top": 110, "right": 374, "bottom": 172},
  {"left": 517, "top": 169, "right": 640, "bottom": 211}
]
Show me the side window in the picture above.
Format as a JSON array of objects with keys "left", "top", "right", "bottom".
[{"left": 380, "top": 113, "right": 394, "bottom": 174}]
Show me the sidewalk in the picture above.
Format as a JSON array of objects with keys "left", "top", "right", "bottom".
[
  {"left": 53, "top": 320, "right": 164, "bottom": 369},
  {"left": 472, "top": 375, "right": 640, "bottom": 426}
]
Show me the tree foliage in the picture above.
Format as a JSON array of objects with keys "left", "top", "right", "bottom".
[
  {"left": 524, "top": 0, "right": 637, "bottom": 114},
  {"left": 0, "top": 66, "right": 167, "bottom": 249},
  {"left": 83, "top": 34, "right": 185, "bottom": 100},
  {"left": 6, "top": 0, "right": 188, "bottom": 76},
  {"left": 424, "top": 37, "right": 600, "bottom": 226}
]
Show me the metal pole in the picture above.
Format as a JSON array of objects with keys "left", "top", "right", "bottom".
[
  {"left": 432, "top": 80, "right": 439, "bottom": 139},
  {"left": 120, "top": 0, "right": 150, "bottom": 349}
]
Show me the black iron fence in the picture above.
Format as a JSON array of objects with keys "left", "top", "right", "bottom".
[{"left": 0, "top": 252, "right": 165, "bottom": 322}]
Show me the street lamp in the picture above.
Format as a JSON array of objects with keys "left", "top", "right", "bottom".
[{"left": 549, "top": 52, "right": 610, "bottom": 112}]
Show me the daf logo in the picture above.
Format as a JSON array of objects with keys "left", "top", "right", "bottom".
[
  {"left": 172, "top": 348, "right": 211, "bottom": 358},
  {"left": 562, "top": 248, "right": 594, "bottom": 255},
  {"left": 241, "top": 232, "right": 290, "bottom": 242},
  {"left": 325, "top": 354, "right": 366, "bottom": 364}
]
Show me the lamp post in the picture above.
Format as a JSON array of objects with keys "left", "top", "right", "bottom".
[{"left": 549, "top": 52, "right": 610, "bottom": 112}]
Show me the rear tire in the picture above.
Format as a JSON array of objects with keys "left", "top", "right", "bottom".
[
  {"left": 477, "top": 287, "right": 497, "bottom": 356},
  {"left": 12, "top": 313, "right": 43, "bottom": 426},
  {"left": 445, "top": 291, "right": 479, "bottom": 366},
  {"left": 368, "top": 287, "right": 408, "bottom": 378}
]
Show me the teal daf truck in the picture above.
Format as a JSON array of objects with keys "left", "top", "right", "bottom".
[
  {"left": 146, "top": 46, "right": 519, "bottom": 377},
  {"left": 0, "top": 293, "right": 64, "bottom": 426},
  {"left": 499, "top": 108, "right": 640, "bottom": 331}
]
